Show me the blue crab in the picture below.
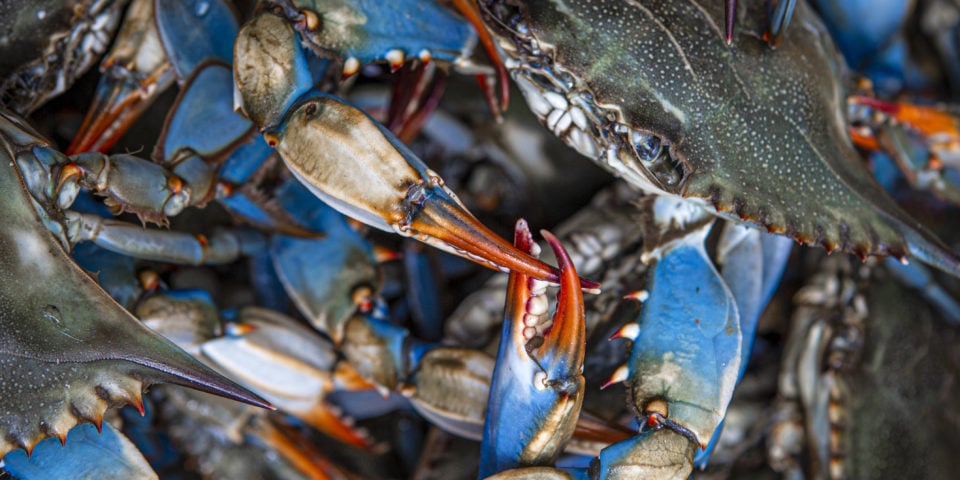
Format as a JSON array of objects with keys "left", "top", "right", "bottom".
[{"left": 6, "top": 0, "right": 960, "bottom": 477}]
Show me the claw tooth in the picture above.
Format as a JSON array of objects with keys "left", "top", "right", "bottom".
[
  {"left": 386, "top": 49, "right": 405, "bottom": 72},
  {"left": 523, "top": 326, "right": 537, "bottom": 340},
  {"left": 602, "top": 364, "right": 630, "bottom": 389},
  {"left": 526, "top": 293, "right": 549, "bottom": 316},
  {"left": 22, "top": 439, "right": 35, "bottom": 458},
  {"left": 94, "top": 414, "right": 104, "bottom": 434},
  {"left": 610, "top": 322, "right": 640, "bottom": 341}
]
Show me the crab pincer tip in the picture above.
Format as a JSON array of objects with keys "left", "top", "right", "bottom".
[{"left": 410, "top": 192, "right": 599, "bottom": 291}]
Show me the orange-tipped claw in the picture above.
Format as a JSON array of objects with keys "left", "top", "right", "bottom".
[
  {"left": 301, "top": 403, "right": 374, "bottom": 449},
  {"left": 403, "top": 188, "right": 600, "bottom": 291},
  {"left": 535, "top": 230, "right": 586, "bottom": 364},
  {"left": 273, "top": 93, "right": 599, "bottom": 291},
  {"left": 479, "top": 222, "right": 587, "bottom": 475},
  {"left": 67, "top": 67, "right": 174, "bottom": 154}
]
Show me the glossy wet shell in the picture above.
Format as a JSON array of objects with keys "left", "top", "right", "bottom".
[
  {"left": 493, "top": 0, "right": 960, "bottom": 273},
  {"left": 0, "top": 112, "right": 264, "bottom": 454}
]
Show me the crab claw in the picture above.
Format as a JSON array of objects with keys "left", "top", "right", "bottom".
[
  {"left": 66, "top": 0, "right": 174, "bottom": 154},
  {"left": 68, "top": 0, "right": 240, "bottom": 154},
  {"left": 266, "top": 91, "right": 599, "bottom": 290},
  {"left": 478, "top": 221, "right": 586, "bottom": 476}
]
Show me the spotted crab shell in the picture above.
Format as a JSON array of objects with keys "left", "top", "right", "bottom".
[{"left": 481, "top": 0, "right": 960, "bottom": 276}]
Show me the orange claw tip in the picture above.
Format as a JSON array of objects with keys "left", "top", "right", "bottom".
[
  {"left": 131, "top": 396, "right": 146, "bottom": 416},
  {"left": 225, "top": 322, "right": 258, "bottom": 336},
  {"left": 67, "top": 73, "right": 167, "bottom": 155},
  {"left": 408, "top": 190, "right": 600, "bottom": 291},
  {"left": 302, "top": 404, "right": 374, "bottom": 449}
]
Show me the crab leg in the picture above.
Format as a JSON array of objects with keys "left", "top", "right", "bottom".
[
  {"left": 479, "top": 222, "right": 586, "bottom": 477},
  {"left": 66, "top": 212, "right": 265, "bottom": 265},
  {"left": 68, "top": 0, "right": 238, "bottom": 154},
  {"left": 605, "top": 198, "right": 741, "bottom": 454},
  {"left": 200, "top": 307, "right": 377, "bottom": 449},
  {"left": 265, "top": 91, "right": 598, "bottom": 289}
]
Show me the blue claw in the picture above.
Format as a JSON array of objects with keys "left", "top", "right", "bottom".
[
  {"left": 68, "top": 0, "right": 238, "bottom": 154},
  {"left": 270, "top": 0, "right": 477, "bottom": 70},
  {"left": 480, "top": 221, "right": 586, "bottom": 477},
  {"left": 157, "top": 61, "right": 254, "bottom": 162},
  {"left": 607, "top": 220, "right": 740, "bottom": 451},
  {"left": 2, "top": 423, "right": 157, "bottom": 480},
  {"left": 154, "top": 0, "right": 238, "bottom": 80}
]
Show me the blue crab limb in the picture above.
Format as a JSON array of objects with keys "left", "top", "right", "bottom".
[
  {"left": 479, "top": 222, "right": 586, "bottom": 477},
  {"left": 68, "top": 0, "right": 238, "bottom": 154},
  {"left": 200, "top": 307, "right": 376, "bottom": 449},
  {"left": 268, "top": 178, "right": 381, "bottom": 344},
  {"left": 154, "top": 0, "right": 238, "bottom": 80},
  {"left": 695, "top": 224, "right": 792, "bottom": 466},
  {"left": 590, "top": 429, "right": 696, "bottom": 480},
  {"left": 485, "top": 429, "right": 695, "bottom": 480},
  {"left": 67, "top": 0, "right": 174, "bottom": 154},
  {"left": 265, "top": 91, "right": 600, "bottom": 289},
  {"left": 607, "top": 199, "right": 740, "bottom": 451},
  {"left": 66, "top": 211, "right": 265, "bottom": 265},
  {"left": 156, "top": 61, "right": 254, "bottom": 163},
  {"left": 266, "top": 0, "right": 478, "bottom": 73},
  {"left": 2, "top": 423, "right": 157, "bottom": 480}
]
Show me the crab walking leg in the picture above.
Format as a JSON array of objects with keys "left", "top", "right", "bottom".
[
  {"left": 66, "top": 212, "right": 265, "bottom": 265},
  {"left": 266, "top": 91, "right": 599, "bottom": 290},
  {"left": 479, "top": 222, "right": 586, "bottom": 477}
]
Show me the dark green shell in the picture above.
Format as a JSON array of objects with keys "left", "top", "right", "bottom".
[{"left": 489, "top": 0, "right": 960, "bottom": 275}]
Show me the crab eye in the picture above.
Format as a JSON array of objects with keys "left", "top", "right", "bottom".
[{"left": 631, "top": 131, "right": 661, "bottom": 162}]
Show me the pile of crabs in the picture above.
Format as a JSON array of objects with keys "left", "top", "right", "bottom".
[{"left": 1, "top": 0, "right": 959, "bottom": 478}]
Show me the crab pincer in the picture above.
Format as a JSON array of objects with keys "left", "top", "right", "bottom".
[
  {"left": 479, "top": 221, "right": 587, "bottom": 477},
  {"left": 264, "top": 92, "right": 599, "bottom": 290},
  {"left": 68, "top": 0, "right": 238, "bottom": 154}
]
